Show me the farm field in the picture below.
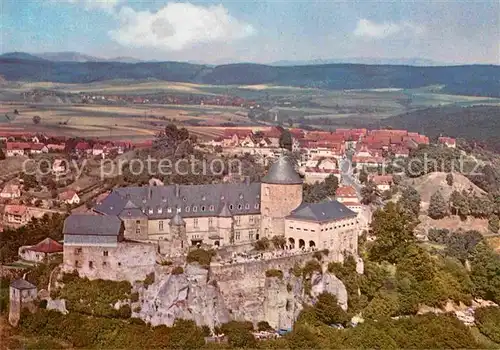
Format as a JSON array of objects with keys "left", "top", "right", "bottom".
[
  {"left": 0, "top": 103, "right": 246, "bottom": 142},
  {"left": 1, "top": 80, "right": 499, "bottom": 141}
]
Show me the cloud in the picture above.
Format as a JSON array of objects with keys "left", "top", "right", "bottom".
[
  {"left": 108, "top": 3, "right": 255, "bottom": 51},
  {"left": 55, "top": 0, "right": 121, "bottom": 10},
  {"left": 354, "top": 19, "right": 424, "bottom": 39}
]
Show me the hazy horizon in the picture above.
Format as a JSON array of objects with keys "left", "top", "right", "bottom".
[{"left": 2, "top": 0, "right": 499, "bottom": 65}]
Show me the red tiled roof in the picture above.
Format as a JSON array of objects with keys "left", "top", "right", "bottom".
[
  {"left": 336, "top": 186, "right": 357, "bottom": 197},
  {"left": 58, "top": 190, "right": 78, "bottom": 201},
  {"left": 305, "top": 167, "right": 340, "bottom": 174},
  {"left": 438, "top": 137, "right": 456, "bottom": 145},
  {"left": 75, "top": 142, "right": 90, "bottom": 150},
  {"left": 4, "top": 204, "right": 28, "bottom": 215},
  {"left": 6, "top": 142, "right": 31, "bottom": 150},
  {"left": 28, "top": 237, "right": 63, "bottom": 254},
  {"left": 31, "top": 143, "right": 46, "bottom": 150},
  {"left": 369, "top": 175, "right": 393, "bottom": 185}
]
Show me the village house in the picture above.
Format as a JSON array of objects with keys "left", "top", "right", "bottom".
[
  {"left": 5, "top": 142, "right": 30, "bottom": 157},
  {"left": 336, "top": 186, "right": 358, "bottom": 203},
  {"left": 29, "top": 143, "right": 48, "bottom": 154},
  {"left": 18, "top": 237, "right": 63, "bottom": 263},
  {"left": 52, "top": 159, "right": 67, "bottom": 175},
  {"left": 438, "top": 136, "right": 457, "bottom": 148},
  {"left": 58, "top": 190, "right": 80, "bottom": 205},
  {"left": 4, "top": 205, "right": 30, "bottom": 226},
  {"left": 303, "top": 167, "right": 341, "bottom": 184},
  {"left": 92, "top": 144, "right": 105, "bottom": 157},
  {"left": 369, "top": 175, "right": 394, "bottom": 192},
  {"left": 0, "top": 183, "right": 21, "bottom": 199},
  {"left": 46, "top": 143, "right": 66, "bottom": 152}
]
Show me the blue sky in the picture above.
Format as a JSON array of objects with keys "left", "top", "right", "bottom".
[{"left": 1, "top": 0, "right": 499, "bottom": 64}]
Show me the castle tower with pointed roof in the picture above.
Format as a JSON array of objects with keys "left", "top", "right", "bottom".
[{"left": 260, "top": 156, "right": 303, "bottom": 238}]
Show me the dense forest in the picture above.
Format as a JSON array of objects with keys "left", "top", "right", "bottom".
[
  {"left": 383, "top": 106, "right": 500, "bottom": 152},
  {"left": 1, "top": 54, "right": 499, "bottom": 97}
]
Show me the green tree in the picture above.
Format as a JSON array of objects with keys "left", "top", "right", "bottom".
[
  {"left": 470, "top": 243, "right": 500, "bottom": 303},
  {"left": 279, "top": 129, "right": 293, "bottom": 151},
  {"left": 446, "top": 173, "right": 454, "bottom": 186},
  {"left": 488, "top": 214, "right": 499, "bottom": 233},
  {"left": 0, "top": 148, "right": 5, "bottom": 160},
  {"left": 449, "top": 190, "right": 470, "bottom": 218},
  {"left": 398, "top": 186, "right": 421, "bottom": 218},
  {"left": 313, "top": 292, "right": 349, "bottom": 326},
  {"left": 359, "top": 169, "right": 368, "bottom": 184},
  {"left": 475, "top": 306, "right": 500, "bottom": 343},
  {"left": 368, "top": 202, "right": 416, "bottom": 264},
  {"left": 361, "top": 181, "right": 379, "bottom": 205},
  {"left": 221, "top": 321, "right": 256, "bottom": 348},
  {"left": 428, "top": 191, "right": 448, "bottom": 219},
  {"left": 324, "top": 174, "right": 339, "bottom": 197}
]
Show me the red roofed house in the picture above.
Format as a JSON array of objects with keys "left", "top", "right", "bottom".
[
  {"left": 75, "top": 142, "right": 91, "bottom": 154},
  {"left": 336, "top": 186, "right": 358, "bottom": 203},
  {"left": 46, "top": 143, "right": 66, "bottom": 152},
  {"left": 58, "top": 190, "right": 80, "bottom": 205},
  {"left": 303, "top": 167, "right": 340, "bottom": 184},
  {"left": 4, "top": 205, "right": 30, "bottom": 226},
  {"left": 438, "top": 137, "right": 456, "bottom": 149},
  {"left": 369, "top": 175, "right": 394, "bottom": 192},
  {"left": 222, "top": 129, "right": 253, "bottom": 147},
  {"left": 0, "top": 183, "right": 21, "bottom": 199},
  {"left": 18, "top": 237, "right": 63, "bottom": 263},
  {"left": 30, "top": 143, "right": 48, "bottom": 154},
  {"left": 5, "top": 142, "right": 31, "bottom": 157}
]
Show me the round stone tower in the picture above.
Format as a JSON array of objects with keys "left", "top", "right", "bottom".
[{"left": 260, "top": 156, "right": 303, "bottom": 238}]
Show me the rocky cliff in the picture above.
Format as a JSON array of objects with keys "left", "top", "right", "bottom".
[{"left": 132, "top": 260, "right": 348, "bottom": 329}]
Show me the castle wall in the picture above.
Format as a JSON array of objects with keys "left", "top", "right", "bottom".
[{"left": 63, "top": 241, "right": 156, "bottom": 283}]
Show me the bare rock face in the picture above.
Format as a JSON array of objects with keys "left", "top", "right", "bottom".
[
  {"left": 135, "top": 264, "right": 230, "bottom": 328},
  {"left": 310, "top": 272, "right": 348, "bottom": 311},
  {"left": 134, "top": 263, "right": 348, "bottom": 329}
]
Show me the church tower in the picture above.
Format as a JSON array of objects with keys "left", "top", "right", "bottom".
[{"left": 260, "top": 156, "right": 303, "bottom": 238}]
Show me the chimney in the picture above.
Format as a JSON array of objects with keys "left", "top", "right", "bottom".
[
  {"left": 175, "top": 184, "right": 180, "bottom": 197},
  {"left": 148, "top": 186, "right": 153, "bottom": 200},
  {"left": 245, "top": 176, "right": 251, "bottom": 186}
]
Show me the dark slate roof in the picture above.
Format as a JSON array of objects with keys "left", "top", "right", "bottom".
[
  {"left": 63, "top": 214, "right": 122, "bottom": 236},
  {"left": 94, "top": 183, "right": 261, "bottom": 220},
  {"left": 262, "top": 156, "right": 302, "bottom": 185},
  {"left": 10, "top": 279, "right": 36, "bottom": 290},
  {"left": 287, "top": 200, "right": 356, "bottom": 222}
]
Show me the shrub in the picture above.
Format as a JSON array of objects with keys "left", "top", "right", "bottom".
[
  {"left": 302, "top": 259, "right": 322, "bottom": 278},
  {"left": 171, "top": 266, "right": 184, "bottom": 275},
  {"left": 201, "top": 325, "right": 211, "bottom": 337},
  {"left": 290, "top": 263, "right": 302, "bottom": 277},
  {"left": 265, "top": 269, "right": 283, "bottom": 279},
  {"left": 130, "top": 292, "right": 139, "bottom": 303},
  {"left": 133, "top": 306, "right": 141, "bottom": 313},
  {"left": 117, "top": 304, "right": 132, "bottom": 319},
  {"left": 187, "top": 249, "right": 216, "bottom": 267},
  {"left": 160, "top": 260, "right": 173, "bottom": 266},
  {"left": 144, "top": 272, "right": 155, "bottom": 288},
  {"left": 475, "top": 306, "right": 500, "bottom": 343},
  {"left": 254, "top": 237, "right": 270, "bottom": 251},
  {"left": 313, "top": 251, "right": 323, "bottom": 261},
  {"left": 257, "top": 321, "right": 273, "bottom": 332}
]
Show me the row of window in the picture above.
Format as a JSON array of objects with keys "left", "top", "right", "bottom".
[
  {"left": 142, "top": 203, "right": 260, "bottom": 215},
  {"left": 75, "top": 260, "right": 121, "bottom": 269},
  {"left": 288, "top": 221, "right": 356, "bottom": 232}
]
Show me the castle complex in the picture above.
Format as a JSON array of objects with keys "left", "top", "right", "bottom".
[{"left": 63, "top": 157, "right": 360, "bottom": 279}]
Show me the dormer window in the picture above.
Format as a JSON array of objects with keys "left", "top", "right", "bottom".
[
  {"left": 229, "top": 204, "right": 233, "bottom": 210},
  {"left": 209, "top": 205, "right": 214, "bottom": 211},
  {"left": 167, "top": 207, "right": 172, "bottom": 213},
  {"left": 148, "top": 208, "right": 153, "bottom": 214},
  {"left": 193, "top": 206, "right": 198, "bottom": 212},
  {"left": 202, "top": 195, "right": 206, "bottom": 201},
  {"left": 177, "top": 207, "right": 181, "bottom": 213},
  {"left": 239, "top": 194, "right": 243, "bottom": 199},
  {"left": 162, "top": 197, "right": 167, "bottom": 202},
  {"left": 201, "top": 205, "right": 206, "bottom": 211},
  {"left": 245, "top": 204, "right": 250, "bottom": 209},
  {"left": 255, "top": 203, "right": 260, "bottom": 209},
  {"left": 142, "top": 198, "right": 146, "bottom": 203},
  {"left": 183, "top": 197, "right": 187, "bottom": 201},
  {"left": 221, "top": 195, "right": 225, "bottom": 200},
  {"left": 238, "top": 204, "right": 242, "bottom": 210},
  {"left": 158, "top": 208, "right": 163, "bottom": 214},
  {"left": 186, "top": 206, "right": 190, "bottom": 212}
]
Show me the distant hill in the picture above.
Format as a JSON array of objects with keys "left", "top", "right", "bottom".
[
  {"left": 271, "top": 57, "right": 446, "bottom": 67},
  {"left": 33, "top": 51, "right": 142, "bottom": 63},
  {"left": 383, "top": 105, "right": 500, "bottom": 152},
  {"left": 0, "top": 53, "right": 499, "bottom": 97},
  {"left": 0, "top": 52, "right": 47, "bottom": 61}
]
